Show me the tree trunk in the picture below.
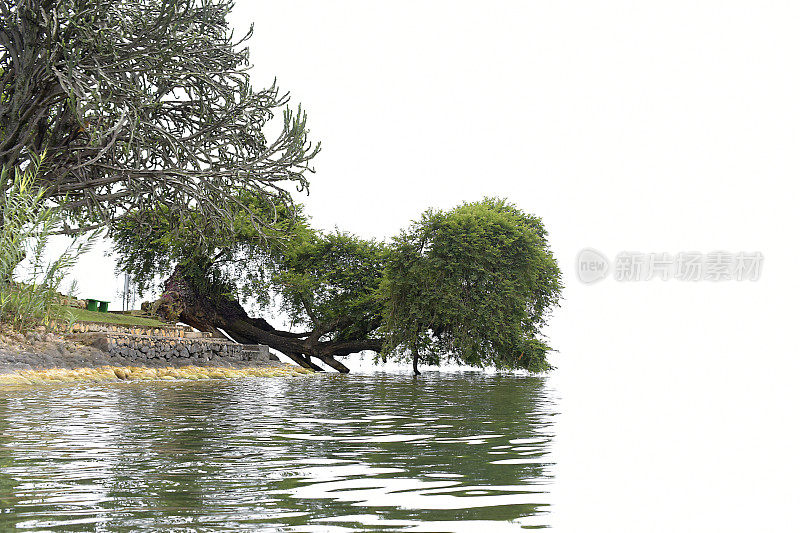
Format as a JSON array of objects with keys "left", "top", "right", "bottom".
[{"left": 150, "top": 265, "right": 383, "bottom": 373}]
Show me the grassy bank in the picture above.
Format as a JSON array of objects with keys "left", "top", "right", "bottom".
[{"left": 60, "top": 306, "right": 165, "bottom": 327}]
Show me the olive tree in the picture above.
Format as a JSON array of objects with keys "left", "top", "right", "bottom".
[{"left": 0, "top": 0, "right": 317, "bottom": 235}]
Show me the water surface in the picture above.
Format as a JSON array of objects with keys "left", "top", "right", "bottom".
[{"left": 0, "top": 372, "right": 556, "bottom": 531}]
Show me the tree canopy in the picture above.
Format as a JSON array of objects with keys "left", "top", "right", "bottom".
[
  {"left": 381, "top": 198, "right": 562, "bottom": 373},
  {"left": 0, "top": 0, "right": 317, "bottom": 235},
  {"left": 273, "top": 231, "right": 389, "bottom": 345},
  {"left": 115, "top": 197, "right": 562, "bottom": 374}
]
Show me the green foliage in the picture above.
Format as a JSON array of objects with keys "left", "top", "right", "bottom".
[
  {"left": 115, "top": 194, "right": 388, "bottom": 342},
  {"left": 381, "top": 198, "right": 562, "bottom": 372},
  {"left": 113, "top": 192, "right": 311, "bottom": 306},
  {"left": 274, "top": 231, "right": 388, "bottom": 340},
  {"left": 111, "top": 193, "right": 562, "bottom": 372},
  {"left": 0, "top": 158, "right": 92, "bottom": 333}
]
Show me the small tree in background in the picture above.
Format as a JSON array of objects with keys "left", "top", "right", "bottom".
[{"left": 381, "top": 199, "right": 562, "bottom": 374}]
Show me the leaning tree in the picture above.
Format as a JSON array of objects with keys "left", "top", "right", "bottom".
[
  {"left": 113, "top": 192, "right": 388, "bottom": 372},
  {"left": 0, "top": 0, "right": 317, "bottom": 235},
  {"left": 114, "top": 197, "right": 563, "bottom": 374}
]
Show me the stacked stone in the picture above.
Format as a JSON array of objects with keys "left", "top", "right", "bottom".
[{"left": 102, "top": 335, "right": 243, "bottom": 363}]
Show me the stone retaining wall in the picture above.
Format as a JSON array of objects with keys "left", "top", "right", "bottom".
[
  {"left": 113, "top": 334, "right": 238, "bottom": 361},
  {"left": 60, "top": 321, "right": 281, "bottom": 367},
  {"left": 66, "top": 332, "right": 283, "bottom": 366}
]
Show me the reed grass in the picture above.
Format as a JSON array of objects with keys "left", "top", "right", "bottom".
[{"left": 1, "top": 155, "right": 94, "bottom": 333}]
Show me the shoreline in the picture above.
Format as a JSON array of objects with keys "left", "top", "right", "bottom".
[
  {"left": 0, "top": 364, "right": 312, "bottom": 385},
  {"left": 0, "top": 329, "right": 310, "bottom": 384}
]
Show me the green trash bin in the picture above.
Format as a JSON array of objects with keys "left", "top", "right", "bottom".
[
  {"left": 86, "top": 299, "right": 99, "bottom": 312},
  {"left": 99, "top": 301, "right": 110, "bottom": 313}
]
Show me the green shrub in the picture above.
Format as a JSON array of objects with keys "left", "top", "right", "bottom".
[{"left": 0, "top": 156, "right": 93, "bottom": 333}]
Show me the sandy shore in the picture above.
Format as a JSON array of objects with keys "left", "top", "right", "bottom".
[{"left": 0, "top": 329, "right": 309, "bottom": 384}]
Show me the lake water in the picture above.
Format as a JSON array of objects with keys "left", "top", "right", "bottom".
[{"left": 0, "top": 372, "right": 556, "bottom": 531}]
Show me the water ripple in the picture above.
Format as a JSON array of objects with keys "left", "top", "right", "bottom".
[{"left": 0, "top": 372, "right": 557, "bottom": 531}]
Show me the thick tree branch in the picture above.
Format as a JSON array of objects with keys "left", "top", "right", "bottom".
[{"left": 148, "top": 266, "right": 384, "bottom": 373}]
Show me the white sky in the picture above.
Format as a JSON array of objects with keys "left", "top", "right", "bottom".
[{"left": 58, "top": 1, "right": 799, "bottom": 531}]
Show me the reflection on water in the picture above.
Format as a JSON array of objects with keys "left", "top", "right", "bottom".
[{"left": 0, "top": 372, "right": 556, "bottom": 531}]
